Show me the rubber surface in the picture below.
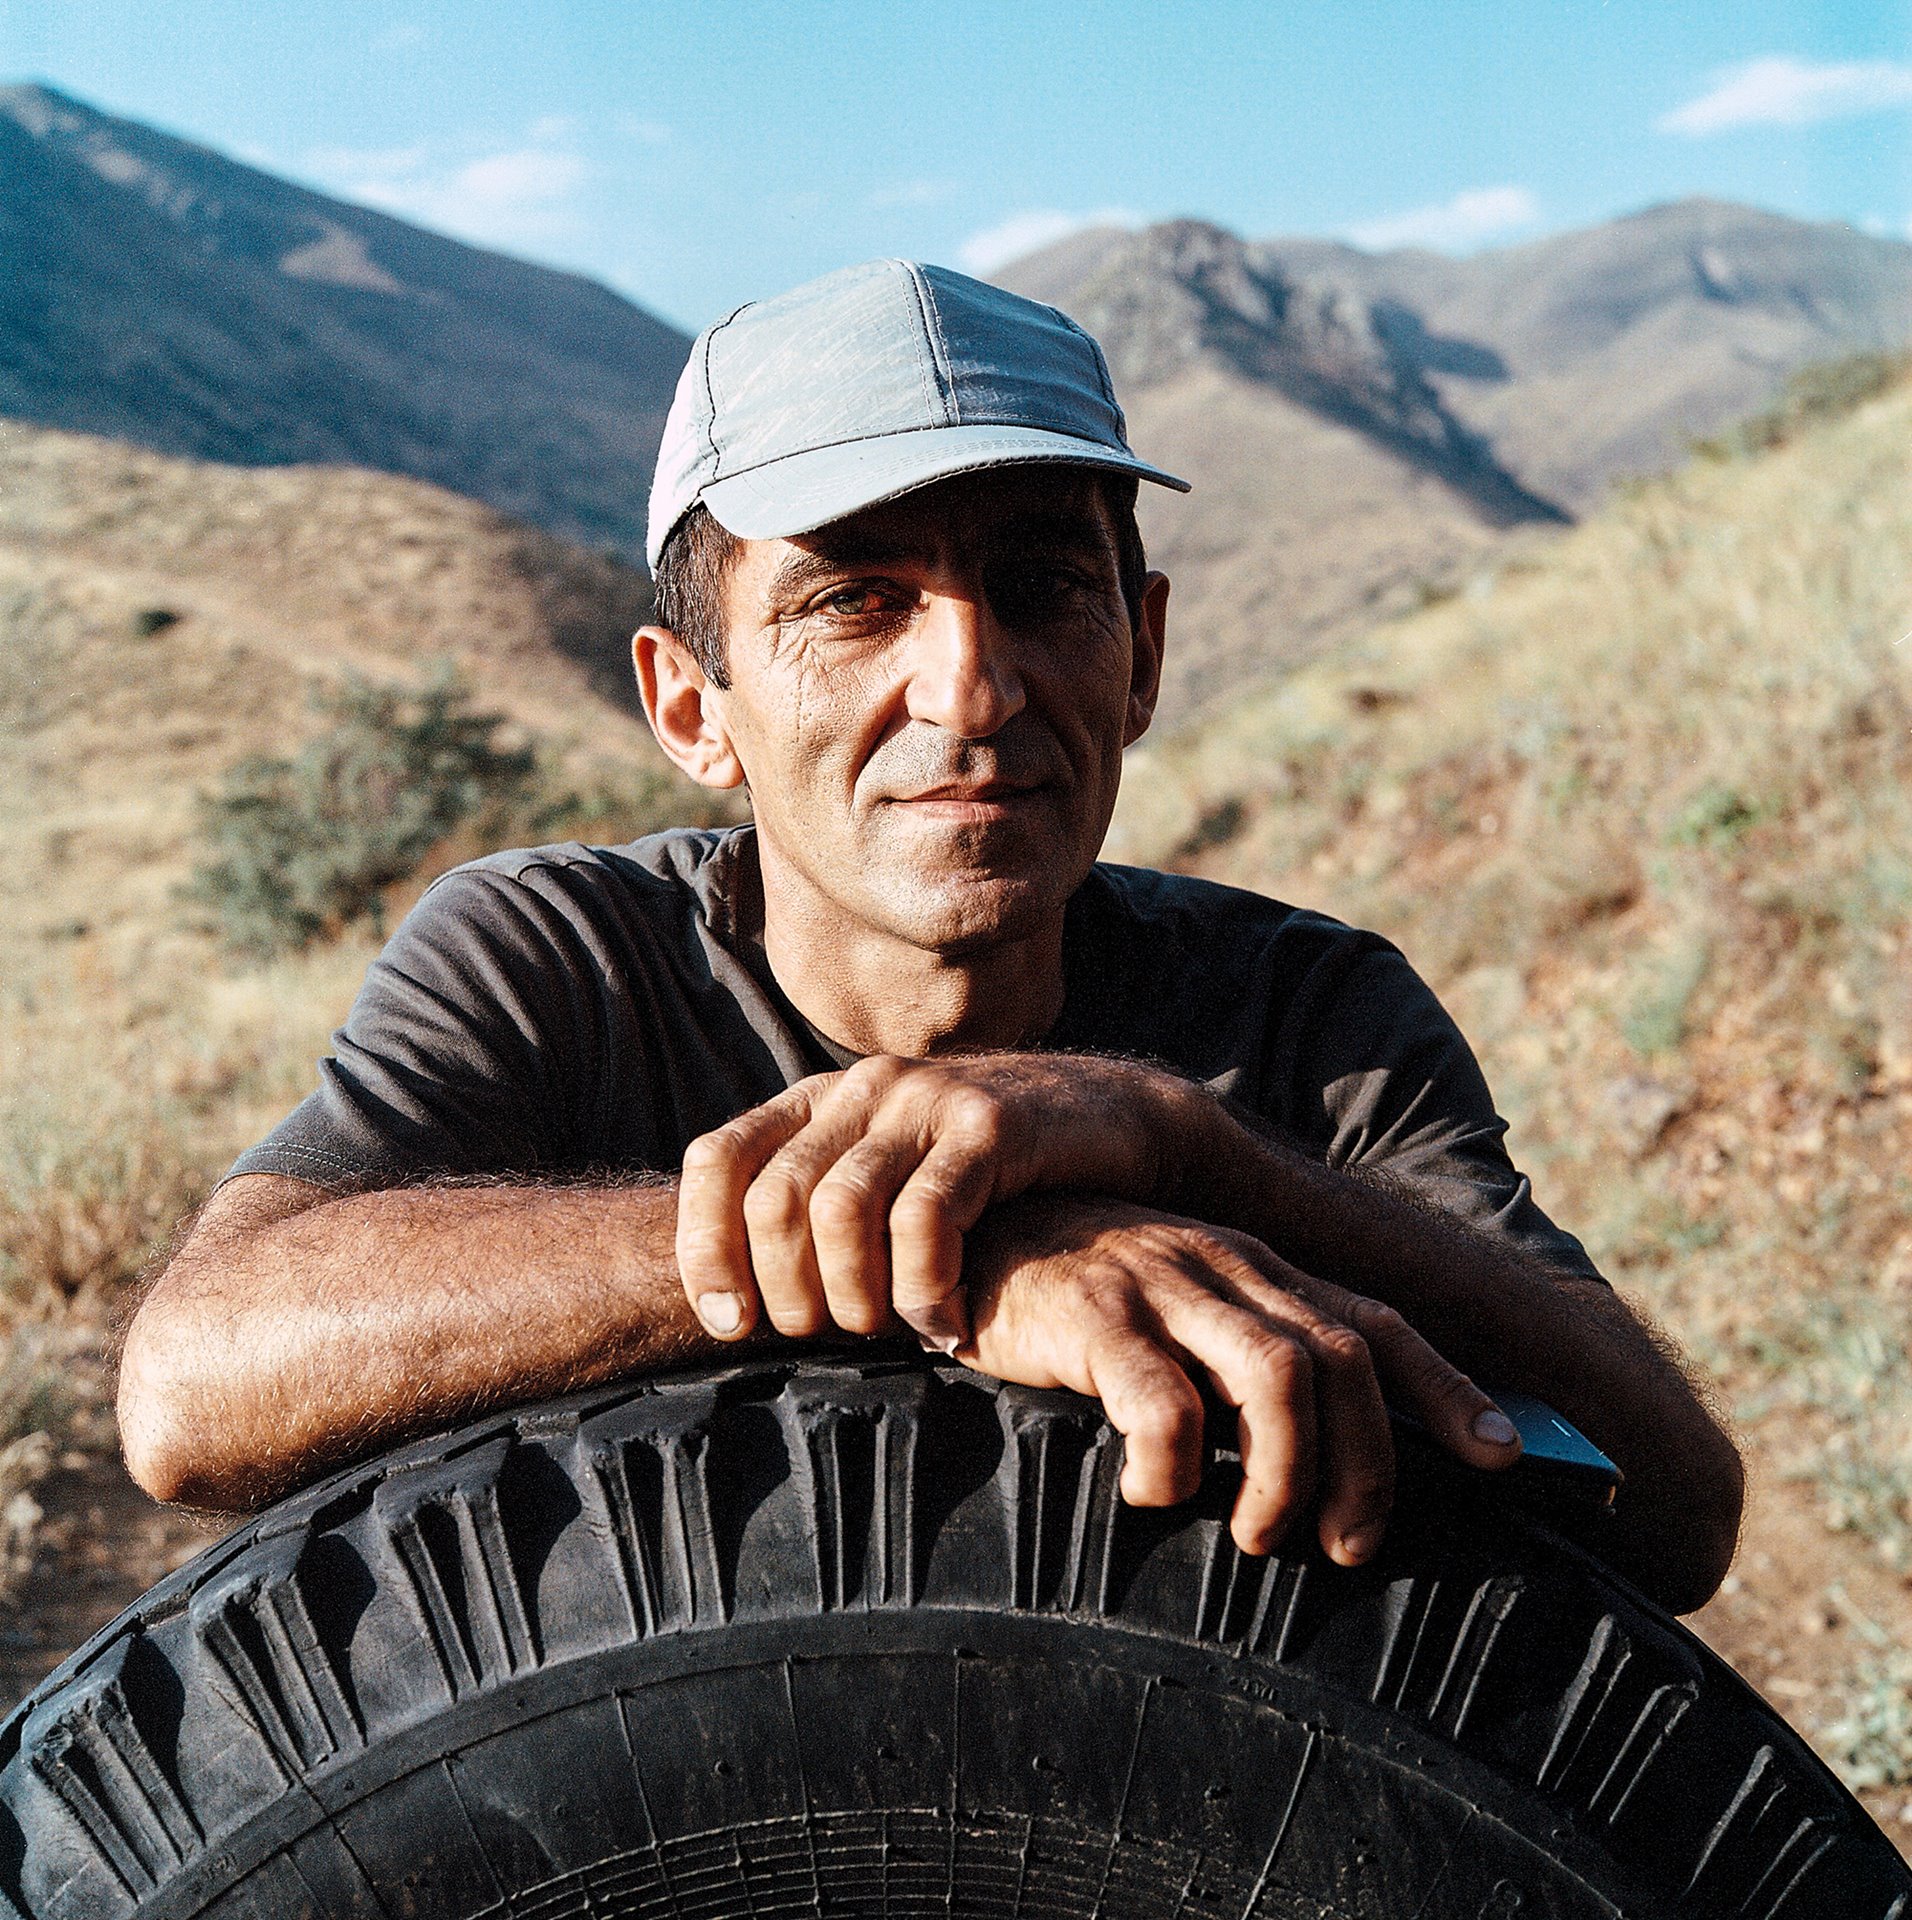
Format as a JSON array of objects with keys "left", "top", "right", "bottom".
[{"left": 0, "top": 1354, "right": 1906, "bottom": 1917}]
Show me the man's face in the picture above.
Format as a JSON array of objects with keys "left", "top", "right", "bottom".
[{"left": 702, "top": 468, "right": 1165, "bottom": 955}]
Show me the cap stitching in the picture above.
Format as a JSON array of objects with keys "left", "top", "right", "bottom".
[
  {"left": 905, "top": 263, "right": 960, "bottom": 426},
  {"left": 1052, "top": 303, "right": 1126, "bottom": 432},
  {"left": 886, "top": 260, "right": 944, "bottom": 428},
  {"left": 699, "top": 302, "right": 750, "bottom": 475},
  {"left": 702, "top": 422, "right": 1182, "bottom": 487}
]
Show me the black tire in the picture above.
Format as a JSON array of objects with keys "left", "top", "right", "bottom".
[{"left": 1, "top": 1355, "right": 1905, "bottom": 1918}]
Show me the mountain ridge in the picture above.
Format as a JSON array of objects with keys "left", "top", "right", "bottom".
[
  {"left": 998, "top": 197, "right": 1912, "bottom": 722},
  {"left": 0, "top": 83, "right": 691, "bottom": 560}
]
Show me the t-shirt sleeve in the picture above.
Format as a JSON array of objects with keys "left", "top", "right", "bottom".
[
  {"left": 224, "top": 865, "right": 606, "bottom": 1190},
  {"left": 1258, "top": 932, "right": 1604, "bottom": 1283}
]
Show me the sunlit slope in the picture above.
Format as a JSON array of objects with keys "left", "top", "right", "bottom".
[
  {"left": 1114, "top": 368, "right": 1912, "bottom": 1813},
  {"left": 1116, "top": 363, "right": 1912, "bottom": 1571},
  {"left": 0, "top": 421, "right": 683, "bottom": 1171}
]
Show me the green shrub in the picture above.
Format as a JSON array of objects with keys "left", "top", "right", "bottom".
[
  {"left": 1694, "top": 351, "right": 1909, "bottom": 461},
  {"left": 186, "top": 669, "right": 538, "bottom": 956},
  {"left": 1621, "top": 935, "right": 1711, "bottom": 1057},
  {"left": 187, "top": 670, "right": 749, "bottom": 957},
  {"left": 1667, "top": 781, "right": 1763, "bottom": 850},
  {"left": 1823, "top": 1646, "right": 1912, "bottom": 1791}
]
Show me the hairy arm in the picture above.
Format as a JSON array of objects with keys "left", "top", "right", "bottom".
[
  {"left": 117, "top": 1172, "right": 732, "bottom": 1511},
  {"left": 673, "top": 1053, "right": 1742, "bottom": 1611},
  {"left": 1172, "top": 1093, "right": 1743, "bottom": 1611}
]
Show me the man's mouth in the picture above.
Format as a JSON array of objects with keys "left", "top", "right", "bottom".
[{"left": 896, "top": 778, "right": 1042, "bottom": 805}]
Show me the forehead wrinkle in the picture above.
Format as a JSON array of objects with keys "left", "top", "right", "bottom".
[
  {"left": 988, "top": 510, "right": 1110, "bottom": 556},
  {"left": 763, "top": 533, "right": 928, "bottom": 606}
]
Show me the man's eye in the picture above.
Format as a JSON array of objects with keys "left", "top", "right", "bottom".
[{"left": 814, "top": 583, "right": 900, "bottom": 618}]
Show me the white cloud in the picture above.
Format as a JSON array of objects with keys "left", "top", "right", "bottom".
[
  {"left": 957, "top": 207, "right": 1140, "bottom": 274},
  {"left": 1658, "top": 56, "right": 1912, "bottom": 135},
  {"left": 528, "top": 114, "right": 578, "bottom": 143},
  {"left": 305, "top": 144, "right": 589, "bottom": 250},
  {"left": 616, "top": 114, "right": 671, "bottom": 145},
  {"left": 1347, "top": 185, "right": 1539, "bottom": 253}
]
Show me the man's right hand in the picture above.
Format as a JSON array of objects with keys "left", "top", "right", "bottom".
[{"left": 957, "top": 1194, "right": 1522, "bottom": 1565}]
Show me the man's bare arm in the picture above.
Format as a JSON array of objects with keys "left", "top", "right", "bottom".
[
  {"left": 670, "top": 1054, "right": 1743, "bottom": 1611},
  {"left": 117, "top": 1173, "right": 729, "bottom": 1511},
  {"left": 1176, "top": 1100, "right": 1743, "bottom": 1612}
]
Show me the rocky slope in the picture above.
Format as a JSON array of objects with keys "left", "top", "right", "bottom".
[
  {"left": 0, "top": 84, "right": 690, "bottom": 559},
  {"left": 1002, "top": 202, "right": 1912, "bottom": 723}
]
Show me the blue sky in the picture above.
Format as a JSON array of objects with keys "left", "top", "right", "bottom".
[{"left": 6, "top": 0, "right": 1910, "bottom": 330}]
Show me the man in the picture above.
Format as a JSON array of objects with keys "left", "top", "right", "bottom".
[{"left": 119, "top": 261, "right": 1742, "bottom": 1610}]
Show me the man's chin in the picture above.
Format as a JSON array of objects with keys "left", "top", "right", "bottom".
[{"left": 867, "top": 860, "right": 1078, "bottom": 956}]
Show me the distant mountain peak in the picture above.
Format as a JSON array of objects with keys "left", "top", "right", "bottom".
[{"left": 1014, "top": 217, "right": 1565, "bottom": 527}]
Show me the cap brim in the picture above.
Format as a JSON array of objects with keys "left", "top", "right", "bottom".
[{"left": 697, "top": 423, "right": 1190, "bottom": 545}]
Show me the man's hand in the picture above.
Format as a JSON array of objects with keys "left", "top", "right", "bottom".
[
  {"left": 960, "top": 1195, "right": 1521, "bottom": 1562},
  {"left": 674, "top": 1052, "right": 1194, "bottom": 1348}
]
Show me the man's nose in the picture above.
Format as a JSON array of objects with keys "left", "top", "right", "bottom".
[{"left": 903, "top": 591, "right": 1026, "bottom": 738}]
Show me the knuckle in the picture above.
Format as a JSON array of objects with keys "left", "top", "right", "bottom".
[
  {"left": 889, "top": 1185, "right": 950, "bottom": 1230},
  {"left": 765, "top": 1298, "right": 825, "bottom": 1339},
  {"left": 679, "top": 1133, "right": 734, "bottom": 1178},
  {"left": 846, "top": 1054, "right": 906, "bottom": 1093},
  {"left": 1347, "top": 1296, "right": 1406, "bottom": 1341},
  {"left": 828, "top": 1296, "right": 890, "bottom": 1336},
  {"left": 1129, "top": 1398, "right": 1200, "bottom": 1456},
  {"left": 1081, "top": 1267, "right": 1147, "bottom": 1324},
  {"left": 1239, "top": 1325, "right": 1307, "bottom": 1383},
  {"left": 808, "top": 1180, "right": 871, "bottom": 1235},
  {"left": 742, "top": 1173, "right": 806, "bottom": 1234},
  {"left": 944, "top": 1085, "right": 1004, "bottom": 1141},
  {"left": 1312, "top": 1324, "right": 1374, "bottom": 1375},
  {"left": 1426, "top": 1364, "right": 1484, "bottom": 1411}
]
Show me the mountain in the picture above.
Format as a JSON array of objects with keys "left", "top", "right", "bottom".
[
  {"left": 0, "top": 417, "right": 666, "bottom": 754},
  {"left": 1255, "top": 198, "right": 1912, "bottom": 512},
  {"left": 0, "top": 84, "right": 691, "bottom": 560},
  {"left": 1000, "top": 202, "right": 1912, "bottom": 724}
]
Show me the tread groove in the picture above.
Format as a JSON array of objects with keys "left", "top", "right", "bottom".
[
  {"left": 190, "top": 1532, "right": 363, "bottom": 1774},
  {"left": 0, "top": 1357, "right": 1902, "bottom": 1916},
  {"left": 22, "top": 1638, "right": 202, "bottom": 1898}
]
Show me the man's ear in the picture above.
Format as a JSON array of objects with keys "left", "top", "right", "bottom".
[
  {"left": 1123, "top": 570, "right": 1170, "bottom": 747},
  {"left": 632, "top": 626, "right": 746, "bottom": 790}
]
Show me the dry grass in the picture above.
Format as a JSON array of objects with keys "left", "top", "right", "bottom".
[
  {"left": 2, "top": 390, "right": 1909, "bottom": 1816},
  {"left": 1114, "top": 364, "right": 1912, "bottom": 1802},
  {"left": 0, "top": 424, "right": 735, "bottom": 1616}
]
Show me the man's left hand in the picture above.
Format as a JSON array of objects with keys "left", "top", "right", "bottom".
[{"left": 674, "top": 1053, "right": 1202, "bottom": 1346}]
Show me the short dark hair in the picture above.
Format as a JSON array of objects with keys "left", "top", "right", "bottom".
[{"left": 652, "top": 473, "right": 1149, "bottom": 690}]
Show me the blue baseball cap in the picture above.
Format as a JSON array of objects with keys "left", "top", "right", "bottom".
[{"left": 646, "top": 258, "right": 1190, "bottom": 570}]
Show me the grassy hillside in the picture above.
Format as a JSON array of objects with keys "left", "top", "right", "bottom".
[
  {"left": 1113, "top": 362, "right": 1912, "bottom": 1827},
  {"left": 0, "top": 426, "right": 735, "bottom": 1673},
  {"left": 1, "top": 387, "right": 1909, "bottom": 1841}
]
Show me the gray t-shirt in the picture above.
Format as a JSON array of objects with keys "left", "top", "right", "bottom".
[{"left": 231, "top": 826, "right": 1598, "bottom": 1281}]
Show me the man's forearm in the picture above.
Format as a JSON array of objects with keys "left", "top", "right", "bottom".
[
  {"left": 1164, "top": 1092, "right": 1744, "bottom": 1611},
  {"left": 118, "top": 1176, "right": 731, "bottom": 1512}
]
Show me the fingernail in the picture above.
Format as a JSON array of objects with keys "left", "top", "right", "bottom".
[
  {"left": 1473, "top": 1407, "right": 1519, "bottom": 1447},
  {"left": 698, "top": 1292, "right": 743, "bottom": 1336},
  {"left": 1340, "top": 1523, "right": 1384, "bottom": 1563},
  {"left": 911, "top": 1298, "right": 972, "bottom": 1356}
]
